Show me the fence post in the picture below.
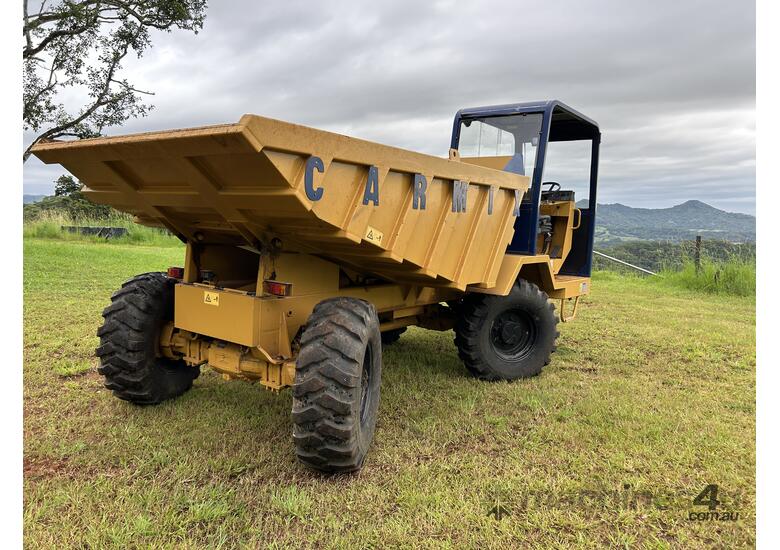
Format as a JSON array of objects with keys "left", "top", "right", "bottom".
[{"left": 694, "top": 235, "right": 702, "bottom": 275}]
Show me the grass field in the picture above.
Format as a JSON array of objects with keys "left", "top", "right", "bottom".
[
  {"left": 23, "top": 237, "right": 756, "bottom": 548},
  {"left": 23, "top": 211, "right": 182, "bottom": 248}
]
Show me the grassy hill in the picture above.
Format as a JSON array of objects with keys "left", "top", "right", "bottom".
[
  {"left": 587, "top": 200, "right": 756, "bottom": 244},
  {"left": 23, "top": 237, "right": 755, "bottom": 548},
  {"left": 594, "top": 239, "right": 755, "bottom": 281},
  {"left": 25, "top": 194, "right": 756, "bottom": 244},
  {"left": 23, "top": 194, "right": 48, "bottom": 205}
]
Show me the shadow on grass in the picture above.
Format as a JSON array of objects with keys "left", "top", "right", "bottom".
[{"left": 382, "top": 329, "right": 466, "bottom": 381}]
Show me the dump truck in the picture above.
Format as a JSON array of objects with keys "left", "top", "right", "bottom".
[{"left": 32, "top": 100, "right": 600, "bottom": 473}]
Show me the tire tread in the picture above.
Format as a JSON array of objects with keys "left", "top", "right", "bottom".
[
  {"left": 292, "top": 297, "right": 380, "bottom": 473},
  {"left": 454, "top": 279, "right": 559, "bottom": 381},
  {"left": 96, "top": 272, "right": 199, "bottom": 405}
]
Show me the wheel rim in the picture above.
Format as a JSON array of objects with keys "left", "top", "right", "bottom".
[
  {"left": 359, "top": 347, "right": 372, "bottom": 426},
  {"left": 489, "top": 308, "right": 537, "bottom": 360}
]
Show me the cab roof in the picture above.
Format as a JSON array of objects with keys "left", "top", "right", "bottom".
[{"left": 451, "top": 100, "right": 600, "bottom": 145}]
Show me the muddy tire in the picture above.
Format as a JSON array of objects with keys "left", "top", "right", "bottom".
[
  {"left": 454, "top": 279, "right": 559, "bottom": 381},
  {"left": 380, "top": 327, "right": 406, "bottom": 346},
  {"left": 96, "top": 272, "right": 199, "bottom": 405},
  {"left": 292, "top": 297, "right": 382, "bottom": 473}
]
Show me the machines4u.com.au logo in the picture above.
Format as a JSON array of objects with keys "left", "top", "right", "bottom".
[{"left": 688, "top": 484, "right": 740, "bottom": 522}]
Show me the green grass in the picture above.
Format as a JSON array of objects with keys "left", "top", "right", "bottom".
[
  {"left": 23, "top": 211, "right": 182, "bottom": 247},
  {"left": 656, "top": 259, "right": 756, "bottom": 297},
  {"left": 23, "top": 238, "right": 756, "bottom": 548}
]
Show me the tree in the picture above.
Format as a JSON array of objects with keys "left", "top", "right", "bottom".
[
  {"left": 23, "top": 0, "right": 207, "bottom": 162},
  {"left": 54, "top": 174, "right": 80, "bottom": 196},
  {"left": 23, "top": 193, "right": 116, "bottom": 220}
]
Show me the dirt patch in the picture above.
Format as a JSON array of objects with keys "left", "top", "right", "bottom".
[
  {"left": 24, "top": 455, "right": 122, "bottom": 482},
  {"left": 558, "top": 364, "right": 599, "bottom": 374},
  {"left": 24, "top": 456, "right": 72, "bottom": 480}
]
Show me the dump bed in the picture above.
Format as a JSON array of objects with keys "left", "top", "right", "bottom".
[{"left": 32, "top": 115, "right": 529, "bottom": 290}]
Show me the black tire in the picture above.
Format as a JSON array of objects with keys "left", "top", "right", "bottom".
[
  {"left": 96, "top": 272, "right": 199, "bottom": 405},
  {"left": 292, "top": 297, "right": 382, "bottom": 473},
  {"left": 454, "top": 279, "right": 559, "bottom": 381},
  {"left": 380, "top": 327, "right": 406, "bottom": 346}
]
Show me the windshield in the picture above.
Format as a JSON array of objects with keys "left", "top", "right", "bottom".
[{"left": 458, "top": 113, "right": 544, "bottom": 179}]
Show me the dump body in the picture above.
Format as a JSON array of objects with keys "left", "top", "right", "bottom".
[{"left": 33, "top": 115, "right": 530, "bottom": 291}]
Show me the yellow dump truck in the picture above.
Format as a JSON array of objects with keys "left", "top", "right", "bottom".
[{"left": 32, "top": 100, "right": 601, "bottom": 472}]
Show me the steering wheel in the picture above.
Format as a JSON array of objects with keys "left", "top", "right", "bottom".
[{"left": 542, "top": 181, "right": 561, "bottom": 192}]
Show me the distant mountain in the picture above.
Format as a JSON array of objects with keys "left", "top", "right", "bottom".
[
  {"left": 580, "top": 200, "right": 755, "bottom": 244},
  {"left": 22, "top": 189, "right": 752, "bottom": 244},
  {"left": 24, "top": 194, "right": 48, "bottom": 205}
]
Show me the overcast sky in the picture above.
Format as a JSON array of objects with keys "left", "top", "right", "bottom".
[{"left": 23, "top": 0, "right": 756, "bottom": 214}]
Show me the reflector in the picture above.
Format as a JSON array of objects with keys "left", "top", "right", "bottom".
[{"left": 263, "top": 280, "right": 292, "bottom": 297}]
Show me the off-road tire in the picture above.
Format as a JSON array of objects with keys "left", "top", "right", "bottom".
[
  {"left": 292, "top": 297, "right": 382, "bottom": 473},
  {"left": 454, "top": 279, "right": 559, "bottom": 381},
  {"left": 380, "top": 327, "right": 406, "bottom": 346},
  {"left": 96, "top": 272, "right": 199, "bottom": 404}
]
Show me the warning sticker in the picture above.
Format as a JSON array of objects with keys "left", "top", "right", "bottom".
[
  {"left": 203, "top": 290, "right": 220, "bottom": 306},
  {"left": 365, "top": 226, "right": 384, "bottom": 246}
]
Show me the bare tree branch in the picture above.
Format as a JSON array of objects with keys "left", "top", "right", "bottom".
[
  {"left": 23, "top": 0, "right": 207, "bottom": 163},
  {"left": 24, "top": 1, "right": 206, "bottom": 59},
  {"left": 23, "top": 30, "right": 136, "bottom": 161},
  {"left": 23, "top": 59, "right": 58, "bottom": 116},
  {"left": 24, "top": 20, "right": 97, "bottom": 59}
]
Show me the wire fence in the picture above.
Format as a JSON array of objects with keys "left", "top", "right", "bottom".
[{"left": 592, "top": 237, "right": 755, "bottom": 275}]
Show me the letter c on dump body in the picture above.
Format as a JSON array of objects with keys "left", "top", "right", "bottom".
[{"left": 305, "top": 156, "right": 325, "bottom": 201}]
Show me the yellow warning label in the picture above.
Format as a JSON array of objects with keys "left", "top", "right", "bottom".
[
  {"left": 203, "top": 291, "right": 220, "bottom": 306},
  {"left": 365, "top": 225, "right": 384, "bottom": 246}
]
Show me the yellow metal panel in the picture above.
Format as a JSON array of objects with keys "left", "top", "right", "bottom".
[
  {"left": 459, "top": 156, "right": 513, "bottom": 170},
  {"left": 468, "top": 254, "right": 591, "bottom": 300},
  {"left": 539, "top": 200, "right": 576, "bottom": 271},
  {"left": 174, "top": 284, "right": 260, "bottom": 347},
  {"left": 259, "top": 253, "right": 340, "bottom": 296},
  {"left": 31, "top": 114, "right": 530, "bottom": 290}
]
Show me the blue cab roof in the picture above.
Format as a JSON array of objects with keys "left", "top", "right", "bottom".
[{"left": 454, "top": 99, "right": 599, "bottom": 129}]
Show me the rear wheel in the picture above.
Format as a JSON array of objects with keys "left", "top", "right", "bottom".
[
  {"left": 96, "top": 272, "right": 199, "bottom": 405},
  {"left": 454, "top": 279, "right": 559, "bottom": 381},
  {"left": 292, "top": 297, "right": 382, "bottom": 473}
]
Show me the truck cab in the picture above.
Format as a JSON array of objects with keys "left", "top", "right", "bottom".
[{"left": 451, "top": 100, "right": 600, "bottom": 278}]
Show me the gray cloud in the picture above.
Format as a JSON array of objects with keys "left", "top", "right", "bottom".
[{"left": 23, "top": 0, "right": 756, "bottom": 213}]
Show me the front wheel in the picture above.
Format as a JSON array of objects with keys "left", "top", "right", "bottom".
[
  {"left": 292, "top": 297, "right": 382, "bottom": 473},
  {"left": 454, "top": 280, "right": 559, "bottom": 381}
]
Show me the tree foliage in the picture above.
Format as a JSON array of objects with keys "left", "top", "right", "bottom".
[
  {"left": 54, "top": 174, "right": 80, "bottom": 196},
  {"left": 594, "top": 239, "right": 756, "bottom": 273},
  {"left": 24, "top": 193, "right": 116, "bottom": 221},
  {"left": 25, "top": 173, "right": 114, "bottom": 220},
  {"left": 23, "top": 0, "right": 207, "bottom": 161}
]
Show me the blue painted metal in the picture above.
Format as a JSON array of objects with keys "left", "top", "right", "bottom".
[
  {"left": 452, "top": 180, "right": 468, "bottom": 213},
  {"left": 450, "top": 100, "right": 600, "bottom": 277},
  {"left": 304, "top": 156, "right": 324, "bottom": 201},
  {"left": 362, "top": 165, "right": 380, "bottom": 206},
  {"left": 412, "top": 174, "right": 427, "bottom": 210},
  {"left": 502, "top": 153, "right": 526, "bottom": 176},
  {"left": 450, "top": 100, "right": 599, "bottom": 148}
]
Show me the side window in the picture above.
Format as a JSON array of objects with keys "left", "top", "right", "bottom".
[
  {"left": 541, "top": 140, "right": 592, "bottom": 207},
  {"left": 518, "top": 140, "right": 537, "bottom": 178}
]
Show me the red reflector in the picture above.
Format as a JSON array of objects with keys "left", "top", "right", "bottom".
[
  {"left": 263, "top": 280, "right": 292, "bottom": 297},
  {"left": 167, "top": 266, "right": 184, "bottom": 279}
]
